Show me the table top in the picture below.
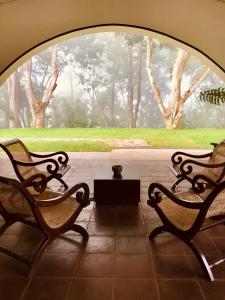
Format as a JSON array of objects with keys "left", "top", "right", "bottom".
[{"left": 94, "top": 166, "right": 139, "bottom": 181}]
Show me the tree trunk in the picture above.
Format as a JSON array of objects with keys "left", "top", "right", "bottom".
[
  {"left": 7, "top": 70, "right": 22, "bottom": 128},
  {"left": 164, "top": 117, "right": 174, "bottom": 129},
  {"left": 132, "top": 42, "right": 143, "bottom": 128},
  {"left": 23, "top": 46, "right": 58, "bottom": 128},
  {"left": 34, "top": 109, "right": 45, "bottom": 128},
  {"left": 110, "top": 39, "right": 117, "bottom": 127},
  {"left": 127, "top": 45, "right": 134, "bottom": 128},
  {"left": 146, "top": 37, "right": 209, "bottom": 129},
  {"left": 146, "top": 38, "right": 165, "bottom": 117},
  {"left": 111, "top": 72, "right": 116, "bottom": 127}
]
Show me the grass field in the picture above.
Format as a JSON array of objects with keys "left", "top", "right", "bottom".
[
  {"left": 0, "top": 128, "right": 224, "bottom": 151},
  {"left": 22, "top": 140, "right": 113, "bottom": 152}
]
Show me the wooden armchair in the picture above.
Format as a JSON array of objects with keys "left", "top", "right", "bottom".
[
  {"left": 0, "top": 173, "right": 90, "bottom": 277},
  {"left": 170, "top": 140, "right": 225, "bottom": 191},
  {"left": 147, "top": 174, "right": 225, "bottom": 281},
  {"left": 0, "top": 138, "right": 70, "bottom": 192}
]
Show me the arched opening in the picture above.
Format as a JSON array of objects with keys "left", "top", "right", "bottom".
[
  {"left": 1, "top": 25, "right": 224, "bottom": 136},
  {"left": 1, "top": 0, "right": 225, "bottom": 293}
]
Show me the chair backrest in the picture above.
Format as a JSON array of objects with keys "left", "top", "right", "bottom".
[
  {"left": 0, "top": 180, "right": 32, "bottom": 217},
  {"left": 203, "top": 140, "right": 225, "bottom": 182},
  {"left": 206, "top": 188, "right": 225, "bottom": 219},
  {"left": 0, "top": 139, "right": 38, "bottom": 180}
]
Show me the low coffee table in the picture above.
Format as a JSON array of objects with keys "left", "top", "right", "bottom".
[{"left": 94, "top": 167, "right": 140, "bottom": 205}]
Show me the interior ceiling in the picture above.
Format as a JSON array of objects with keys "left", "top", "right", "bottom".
[{"left": 0, "top": 0, "right": 225, "bottom": 84}]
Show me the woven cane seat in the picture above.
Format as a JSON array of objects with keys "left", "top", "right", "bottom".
[
  {"left": 36, "top": 190, "right": 80, "bottom": 229},
  {"left": 0, "top": 183, "right": 80, "bottom": 229},
  {"left": 159, "top": 188, "right": 225, "bottom": 230},
  {"left": 158, "top": 191, "right": 203, "bottom": 230}
]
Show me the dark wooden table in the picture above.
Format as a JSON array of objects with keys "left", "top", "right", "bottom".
[{"left": 94, "top": 167, "right": 140, "bottom": 205}]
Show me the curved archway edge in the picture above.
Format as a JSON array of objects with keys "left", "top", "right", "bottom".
[{"left": 1, "top": 23, "right": 225, "bottom": 85}]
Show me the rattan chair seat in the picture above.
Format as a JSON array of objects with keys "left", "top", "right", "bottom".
[
  {"left": 36, "top": 190, "right": 80, "bottom": 228},
  {"left": 158, "top": 191, "right": 203, "bottom": 230}
]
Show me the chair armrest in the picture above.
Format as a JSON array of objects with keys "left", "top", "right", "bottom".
[
  {"left": 191, "top": 174, "right": 218, "bottom": 194},
  {"left": 171, "top": 151, "right": 212, "bottom": 167},
  {"left": 36, "top": 182, "right": 90, "bottom": 208},
  {"left": 29, "top": 151, "right": 69, "bottom": 166},
  {"left": 14, "top": 158, "right": 60, "bottom": 175},
  {"left": 179, "top": 159, "right": 225, "bottom": 177},
  {"left": 21, "top": 173, "right": 48, "bottom": 193},
  {"left": 148, "top": 182, "right": 203, "bottom": 209}
]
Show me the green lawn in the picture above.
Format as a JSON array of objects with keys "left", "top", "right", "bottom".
[
  {"left": 0, "top": 128, "right": 224, "bottom": 151},
  {"left": 22, "top": 140, "right": 113, "bottom": 152}
]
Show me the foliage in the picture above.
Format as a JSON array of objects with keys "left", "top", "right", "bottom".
[
  {"left": 199, "top": 87, "right": 225, "bottom": 105},
  {"left": 0, "top": 32, "right": 224, "bottom": 129},
  {"left": 49, "top": 97, "right": 88, "bottom": 127}
]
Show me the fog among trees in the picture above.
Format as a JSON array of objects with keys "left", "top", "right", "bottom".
[{"left": 0, "top": 32, "right": 224, "bottom": 129}]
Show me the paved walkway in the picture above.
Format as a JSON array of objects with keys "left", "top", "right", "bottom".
[
  {"left": 66, "top": 148, "right": 209, "bottom": 160},
  {"left": 14, "top": 137, "right": 150, "bottom": 148}
]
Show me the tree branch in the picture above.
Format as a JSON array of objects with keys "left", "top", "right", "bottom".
[
  {"left": 42, "top": 45, "right": 59, "bottom": 106},
  {"left": 167, "top": 48, "right": 189, "bottom": 115},
  {"left": 181, "top": 67, "right": 209, "bottom": 102}
]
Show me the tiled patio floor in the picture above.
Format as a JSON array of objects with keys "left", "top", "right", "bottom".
[{"left": 0, "top": 149, "right": 225, "bottom": 300}]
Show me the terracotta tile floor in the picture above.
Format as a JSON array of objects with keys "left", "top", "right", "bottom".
[{"left": 0, "top": 149, "right": 225, "bottom": 300}]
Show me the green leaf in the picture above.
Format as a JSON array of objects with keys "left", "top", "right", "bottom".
[{"left": 199, "top": 87, "right": 225, "bottom": 105}]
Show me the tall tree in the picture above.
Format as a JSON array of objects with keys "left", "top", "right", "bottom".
[
  {"left": 131, "top": 41, "right": 143, "bottom": 128},
  {"left": 109, "top": 35, "right": 118, "bottom": 127},
  {"left": 125, "top": 34, "right": 144, "bottom": 128},
  {"left": 7, "top": 70, "right": 22, "bottom": 128},
  {"left": 23, "top": 46, "right": 58, "bottom": 128},
  {"left": 127, "top": 44, "right": 134, "bottom": 127},
  {"left": 146, "top": 37, "right": 209, "bottom": 129},
  {"left": 70, "top": 34, "right": 109, "bottom": 127}
]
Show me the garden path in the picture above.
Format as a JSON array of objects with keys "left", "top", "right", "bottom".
[{"left": 19, "top": 137, "right": 149, "bottom": 148}]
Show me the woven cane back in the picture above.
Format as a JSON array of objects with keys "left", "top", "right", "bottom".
[{"left": 203, "top": 140, "right": 225, "bottom": 182}]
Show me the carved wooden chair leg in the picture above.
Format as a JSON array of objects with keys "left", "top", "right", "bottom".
[
  {"left": 71, "top": 224, "right": 89, "bottom": 240},
  {"left": 149, "top": 225, "right": 165, "bottom": 240},
  {"left": 186, "top": 240, "right": 214, "bottom": 281},
  {"left": 28, "top": 237, "right": 51, "bottom": 278}
]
